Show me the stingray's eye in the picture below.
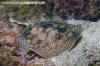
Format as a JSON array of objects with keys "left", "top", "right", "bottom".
[
  {"left": 47, "top": 23, "right": 53, "bottom": 27},
  {"left": 42, "top": 24, "right": 47, "bottom": 28},
  {"left": 42, "top": 23, "right": 53, "bottom": 29},
  {"left": 58, "top": 27, "right": 66, "bottom": 33}
]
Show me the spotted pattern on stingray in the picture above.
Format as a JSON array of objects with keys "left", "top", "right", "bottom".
[{"left": 17, "top": 21, "right": 82, "bottom": 58}]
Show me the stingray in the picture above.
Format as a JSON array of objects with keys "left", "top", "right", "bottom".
[{"left": 9, "top": 14, "right": 83, "bottom": 58}]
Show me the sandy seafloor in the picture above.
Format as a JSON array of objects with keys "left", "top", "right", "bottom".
[{"left": 53, "top": 20, "right": 100, "bottom": 66}]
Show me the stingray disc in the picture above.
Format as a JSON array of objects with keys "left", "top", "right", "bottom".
[{"left": 17, "top": 21, "right": 82, "bottom": 58}]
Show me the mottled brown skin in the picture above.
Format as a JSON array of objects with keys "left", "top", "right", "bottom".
[{"left": 17, "top": 21, "right": 82, "bottom": 58}]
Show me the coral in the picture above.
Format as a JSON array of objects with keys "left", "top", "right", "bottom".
[
  {"left": 0, "top": 18, "right": 55, "bottom": 66},
  {"left": 0, "top": 0, "right": 99, "bottom": 22},
  {"left": 46, "top": 0, "right": 99, "bottom": 21}
]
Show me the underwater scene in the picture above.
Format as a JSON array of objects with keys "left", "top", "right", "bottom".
[{"left": 0, "top": 0, "right": 100, "bottom": 66}]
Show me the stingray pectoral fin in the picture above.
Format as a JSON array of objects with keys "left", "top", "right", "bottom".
[
  {"left": 69, "top": 36, "right": 83, "bottom": 51},
  {"left": 51, "top": 16, "right": 66, "bottom": 24},
  {"left": 31, "top": 48, "right": 47, "bottom": 58},
  {"left": 16, "top": 36, "right": 29, "bottom": 54}
]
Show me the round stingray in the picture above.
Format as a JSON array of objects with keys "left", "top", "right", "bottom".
[{"left": 17, "top": 21, "right": 82, "bottom": 58}]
